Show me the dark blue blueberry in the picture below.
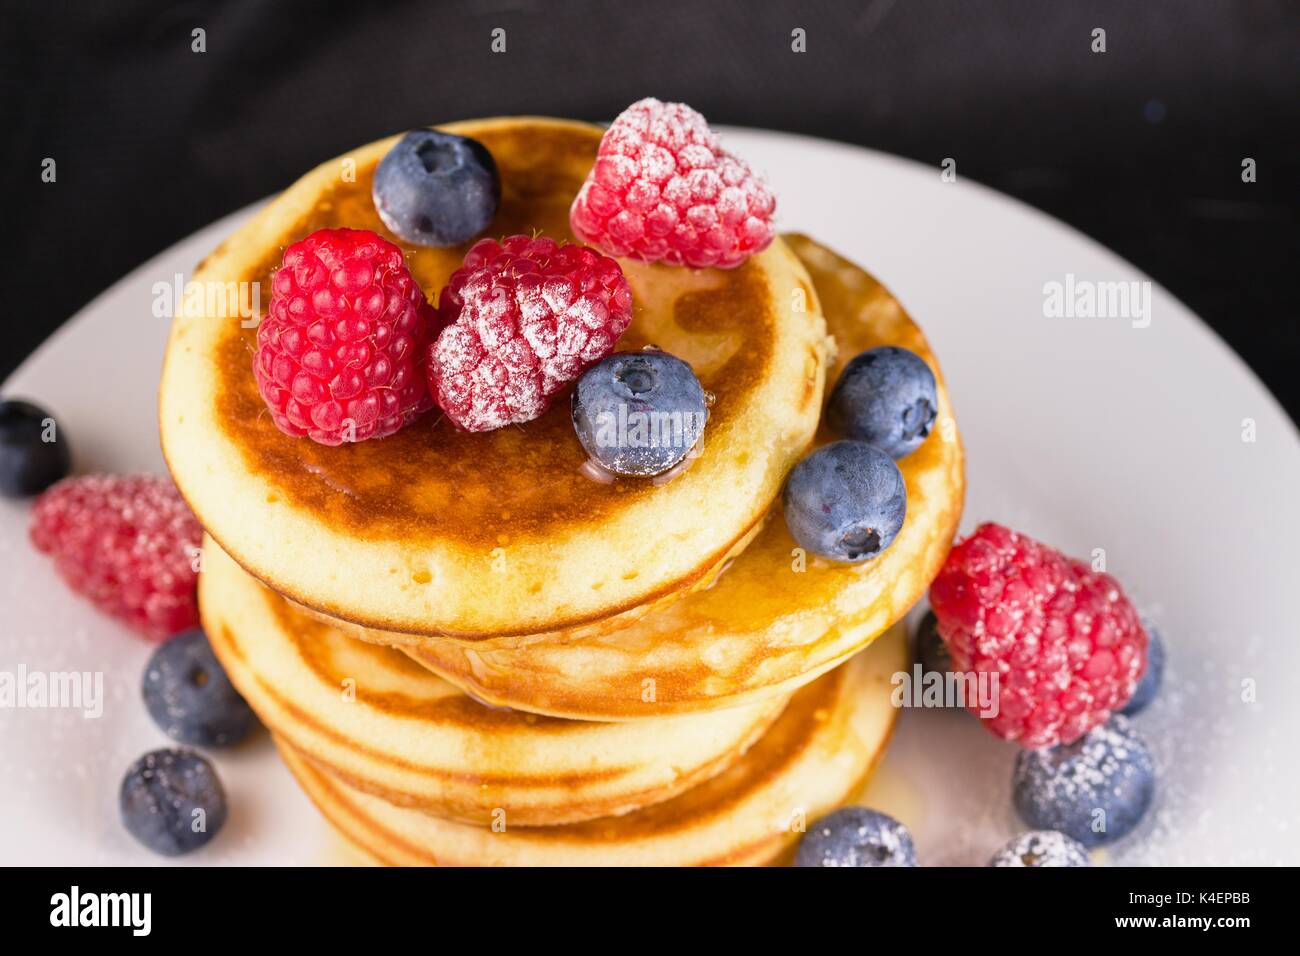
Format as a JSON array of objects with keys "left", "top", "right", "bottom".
[
  {"left": 1012, "top": 715, "right": 1155, "bottom": 848},
  {"left": 119, "top": 748, "right": 227, "bottom": 856},
  {"left": 826, "top": 347, "right": 938, "bottom": 459},
  {"left": 0, "top": 399, "right": 71, "bottom": 498},
  {"left": 372, "top": 130, "right": 500, "bottom": 246},
  {"left": 796, "top": 807, "right": 917, "bottom": 867},
  {"left": 783, "top": 440, "right": 906, "bottom": 563},
  {"left": 572, "top": 350, "right": 707, "bottom": 477},
  {"left": 142, "top": 628, "right": 258, "bottom": 747},
  {"left": 989, "top": 830, "right": 1092, "bottom": 867},
  {"left": 914, "top": 609, "right": 951, "bottom": 677},
  {"left": 1121, "top": 622, "right": 1166, "bottom": 716}
]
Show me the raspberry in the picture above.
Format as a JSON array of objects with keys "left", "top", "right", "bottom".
[
  {"left": 427, "top": 235, "right": 633, "bottom": 432},
  {"left": 928, "top": 523, "right": 1148, "bottom": 749},
  {"left": 254, "top": 228, "right": 435, "bottom": 445},
  {"left": 30, "top": 475, "right": 203, "bottom": 642},
  {"left": 569, "top": 98, "right": 776, "bottom": 269}
]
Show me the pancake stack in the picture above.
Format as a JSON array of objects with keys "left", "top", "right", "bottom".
[{"left": 160, "top": 117, "right": 965, "bottom": 865}]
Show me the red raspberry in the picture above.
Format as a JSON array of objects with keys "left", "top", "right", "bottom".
[
  {"left": 255, "top": 228, "right": 435, "bottom": 445},
  {"left": 928, "top": 523, "right": 1148, "bottom": 749},
  {"left": 570, "top": 98, "right": 776, "bottom": 269},
  {"left": 427, "top": 235, "right": 633, "bottom": 432},
  {"left": 30, "top": 475, "right": 203, "bottom": 642}
]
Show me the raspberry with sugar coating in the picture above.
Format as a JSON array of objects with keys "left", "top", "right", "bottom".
[
  {"left": 929, "top": 522, "right": 1148, "bottom": 748},
  {"left": 427, "top": 235, "right": 633, "bottom": 432},
  {"left": 30, "top": 475, "right": 203, "bottom": 641},
  {"left": 570, "top": 98, "right": 775, "bottom": 269}
]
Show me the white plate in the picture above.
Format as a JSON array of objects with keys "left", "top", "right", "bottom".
[{"left": 2, "top": 129, "right": 1297, "bottom": 866}]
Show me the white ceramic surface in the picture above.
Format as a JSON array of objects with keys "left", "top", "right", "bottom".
[{"left": 2, "top": 128, "right": 1297, "bottom": 865}]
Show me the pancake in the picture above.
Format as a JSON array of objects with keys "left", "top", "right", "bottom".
[
  {"left": 160, "top": 117, "right": 830, "bottom": 642},
  {"left": 199, "top": 538, "right": 786, "bottom": 826},
  {"left": 381, "top": 235, "right": 964, "bottom": 718},
  {"left": 277, "top": 625, "right": 906, "bottom": 866}
]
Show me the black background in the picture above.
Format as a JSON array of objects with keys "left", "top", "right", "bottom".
[{"left": 5, "top": 0, "right": 1298, "bottom": 419}]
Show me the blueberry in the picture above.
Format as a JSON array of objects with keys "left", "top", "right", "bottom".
[
  {"left": 826, "top": 347, "right": 937, "bottom": 459},
  {"left": 1121, "top": 622, "right": 1166, "bottom": 716},
  {"left": 914, "top": 609, "right": 951, "bottom": 677},
  {"left": 0, "top": 399, "right": 71, "bottom": 498},
  {"left": 142, "top": 628, "right": 258, "bottom": 747},
  {"left": 372, "top": 130, "right": 500, "bottom": 247},
  {"left": 1012, "top": 715, "right": 1155, "bottom": 847},
  {"left": 783, "top": 440, "right": 907, "bottom": 563},
  {"left": 119, "top": 748, "right": 227, "bottom": 856},
  {"left": 989, "top": 830, "right": 1091, "bottom": 867},
  {"left": 572, "top": 350, "right": 707, "bottom": 477},
  {"left": 796, "top": 807, "right": 917, "bottom": 867}
]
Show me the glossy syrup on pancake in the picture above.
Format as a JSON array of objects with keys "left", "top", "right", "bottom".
[
  {"left": 389, "top": 235, "right": 965, "bottom": 718},
  {"left": 215, "top": 129, "right": 771, "bottom": 548},
  {"left": 161, "top": 118, "right": 830, "bottom": 639},
  {"left": 275, "top": 624, "right": 906, "bottom": 866},
  {"left": 199, "top": 537, "right": 788, "bottom": 825}
]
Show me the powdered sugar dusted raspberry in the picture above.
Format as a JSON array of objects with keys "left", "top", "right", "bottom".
[
  {"left": 427, "top": 235, "right": 633, "bottom": 432},
  {"left": 570, "top": 98, "right": 776, "bottom": 269},
  {"left": 255, "top": 228, "right": 435, "bottom": 445},
  {"left": 929, "top": 522, "right": 1148, "bottom": 748},
  {"left": 29, "top": 475, "right": 202, "bottom": 641},
  {"left": 989, "top": 830, "right": 1091, "bottom": 867}
]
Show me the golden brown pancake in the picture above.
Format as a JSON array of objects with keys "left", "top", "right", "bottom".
[
  {"left": 199, "top": 538, "right": 786, "bottom": 826},
  {"left": 276, "top": 625, "right": 906, "bottom": 866},
  {"left": 369, "top": 236, "right": 963, "bottom": 719},
  {"left": 160, "top": 117, "right": 830, "bottom": 642}
]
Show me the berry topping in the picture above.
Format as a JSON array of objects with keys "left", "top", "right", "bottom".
[
  {"left": 989, "top": 830, "right": 1092, "bottom": 867},
  {"left": 30, "top": 475, "right": 202, "bottom": 641},
  {"left": 0, "top": 399, "right": 71, "bottom": 498},
  {"left": 143, "top": 628, "right": 259, "bottom": 747},
  {"left": 782, "top": 440, "right": 907, "bottom": 563},
  {"left": 826, "top": 346, "right": 938, "bottom": 459},
  {"left": 1012, "top": 715, "right": 1156, "bottom": 847},
  {"left": 571, "top": 349, "right": 706, "bottom": 476},
  {"left": 570, "top": 98, "right": 776, "bottom": 269},
  {"left": 427, "top": 235, "right": 633, "bottom": 432},
  {"left": 796, "top": 807, "right": 918, "bottom": 867},
  {"left": 255, "top": 228, "right": 434, "bottom": 445},
  {"left": 929, "top": 523, "right": 1149, "bottom": 748},
  {"left": 372, "top": 129, "right": 501, "bottom": 247},
  {"left": 1120, "top": 620, "right": 1166, "bottom": 716},
  {"left": 119, "top": 748, "right": 228, "bottom": 856}
]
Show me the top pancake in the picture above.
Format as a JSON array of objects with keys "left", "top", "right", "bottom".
[{"left": 160, "top": 117, "right": 829, "bottom": 639}]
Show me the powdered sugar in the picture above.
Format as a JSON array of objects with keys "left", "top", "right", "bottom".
[
  {"left": 29, "top": 475, "right": 201, "bottom": 642},
  {"left": 428, "top": 236, "right": 632, "bottom": 432},
  {"left": 930, "top": 522, "right": 1148, "bottom": 748},
  {"left": 989, "top": 829, "right": 1091, "bottom": 867},
  {"left": 1012, "top": 714, "right": 1155, "bottom": 846},
  {"left": 570, "top": 98, "right": 776, "bottom": 269}
]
